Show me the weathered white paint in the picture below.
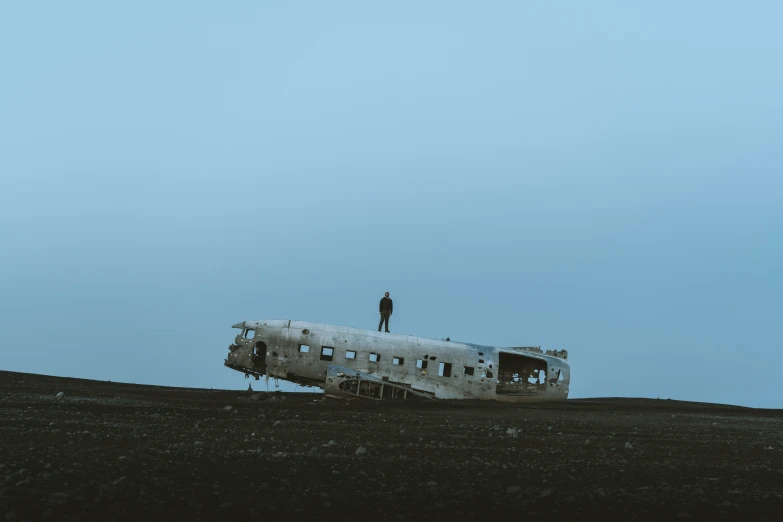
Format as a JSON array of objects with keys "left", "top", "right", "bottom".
[{"left": 225, "top": 320, "right": 570, "bottom": 402}]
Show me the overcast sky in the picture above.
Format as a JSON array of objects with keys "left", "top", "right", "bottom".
[{"left": 1, "top": 1, "right": 781, "bottom": 407}]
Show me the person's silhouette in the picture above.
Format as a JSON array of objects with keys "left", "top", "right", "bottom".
[{"left": 378, "top": 292, "right": 393, "bottom": 332}]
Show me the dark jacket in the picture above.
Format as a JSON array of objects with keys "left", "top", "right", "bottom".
[{"left": 379, "top": 297, "right": 393, "bottom": 314}]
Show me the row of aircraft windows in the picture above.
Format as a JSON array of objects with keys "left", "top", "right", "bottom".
[{"left": 298, "top": 344, "right": 485, "bottom": 377}]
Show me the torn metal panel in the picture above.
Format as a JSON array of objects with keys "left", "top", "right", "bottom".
[
  {"left": 325, "top": 366, "right": 436, "bottom": 401},
  {"left": 224, "top": 320, "right": 570, "bottom": 402}
]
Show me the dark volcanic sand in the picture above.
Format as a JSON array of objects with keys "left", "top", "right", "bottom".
[{"left": 1, "top": 371, "right": 781, "bottom": 521}]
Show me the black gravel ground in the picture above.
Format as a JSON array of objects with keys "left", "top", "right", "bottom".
[{"left": 1, "top": 370, "right": 781, "bottom": 521}]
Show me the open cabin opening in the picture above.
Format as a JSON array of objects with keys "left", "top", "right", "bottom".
[{"left": 496, "top": 352, "right": 548, "bottom": 396}]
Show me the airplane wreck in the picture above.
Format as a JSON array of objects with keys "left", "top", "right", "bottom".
[{"left": 224, "top": 320, "right": 570, "bottom": 402}]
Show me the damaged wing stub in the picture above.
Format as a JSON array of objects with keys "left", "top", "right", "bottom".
[
  {"left": 224, "top": 320, "right": 570, "bottom": 402},
  {"left": 325, "top": 366, "right": 436, "bottom": 401}
]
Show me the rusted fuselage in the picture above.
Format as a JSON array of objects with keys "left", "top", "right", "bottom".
[{"left": 224, "top": 320, "right": 570, "bottom": 402}]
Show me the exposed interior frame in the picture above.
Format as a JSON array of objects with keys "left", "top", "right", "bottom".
[{"left": 496, "top": 352, "right": 548, "bottom": 395}]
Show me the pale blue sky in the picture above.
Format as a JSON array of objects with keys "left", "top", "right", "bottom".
[{"left": 1, "top": 1, "right": 781, "bottom": 407}]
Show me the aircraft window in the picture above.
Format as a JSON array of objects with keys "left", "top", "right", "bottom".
[
  {"left": 243, "top": 329, "right": 255, "bottom": 339},
  {"left": 463, "top": 366, "right": 475, "bottom": 376},
  {"left": 416, "top": 360, "right": 427, "bottom": 369},
  {"left": 486, "top": 370, "right": 494, "bottom": 378},
  {"left": 299, "top": 345, "right": 310, "bottom": 353},
  {"left": 438, "top": 362, "right": 452, "bottom": 377},
  {"left": 528, "top": 370, "right": 544, "bottom": 385},
  {"left": 320, "top": 347, "right": 334, "bottom": 361},
  {"left": 392, "top": 357, "right": 404, "bottom": 365},
  {"left": 369, "top": 353, "right": 380, "bottom": 363},
  {"left": 345, "top": 350, "right": 357, "bottom": 360},
  {"left": 478, "top": 359, "right": 485, "bottom": 364}
]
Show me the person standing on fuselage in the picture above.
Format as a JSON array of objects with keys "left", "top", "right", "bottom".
[{"left": 378, "top": 292, "right": 393, "bottom": 333}]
